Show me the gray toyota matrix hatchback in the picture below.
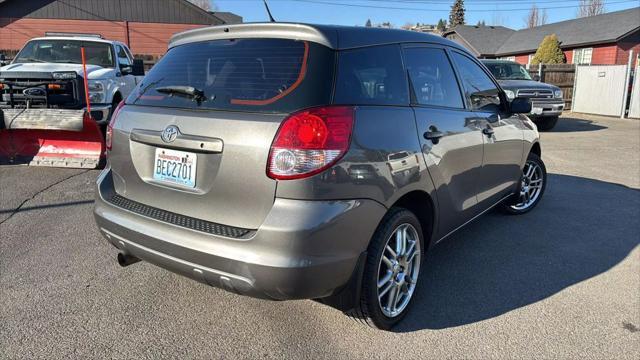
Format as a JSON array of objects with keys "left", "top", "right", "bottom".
[{"left": 94, "top": 23, "right": 546, "bottom": 330}]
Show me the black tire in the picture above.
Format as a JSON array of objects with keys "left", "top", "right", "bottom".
[
  {"left": 533, "top": 116, "right": 558, "bottom": 131},
  {"left": 347, "top": 207, "right": 424, "bottom": 330},
  {"left": 501, "top": 152, "right": 547, "bottom": 215}
]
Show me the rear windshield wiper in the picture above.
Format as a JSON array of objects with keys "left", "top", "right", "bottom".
[{"left": 156, "top": 85, "right": 208, "bottom": 104}]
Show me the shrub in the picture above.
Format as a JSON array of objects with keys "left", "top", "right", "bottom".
[{"left": 531, "top": 34, "right": 565, "bottom": 64}]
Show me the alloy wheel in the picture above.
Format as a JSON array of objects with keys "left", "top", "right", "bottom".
[
  {"left": 376, "top": 223, "right": 421, "bottom": 318},
  {"left": 511, "top": 160, "right": 544, "bottom": 211}
]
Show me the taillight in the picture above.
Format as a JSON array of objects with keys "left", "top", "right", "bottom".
[
  {"left": 106, "top": 100, "right": 125, "bottom": 151},
  {"left": 267, "top": 106, "right": 354, "bottom": 180}
]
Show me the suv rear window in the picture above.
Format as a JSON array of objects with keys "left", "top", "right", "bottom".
[{"left": 128, "top": 38, "right": 334, "bottom": 113}]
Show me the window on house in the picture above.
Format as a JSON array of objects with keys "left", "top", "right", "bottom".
[{"left": 574, "top": 48, "right": 593, "bottom": 65}]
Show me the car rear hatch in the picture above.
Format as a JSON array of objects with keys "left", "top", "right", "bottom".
[{"left": 107, "top": 37, "right": 335, "bottom": 230}]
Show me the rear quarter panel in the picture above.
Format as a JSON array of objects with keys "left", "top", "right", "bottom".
[{"left": 275, "top": 106, "right": 438, "bottom": 208}]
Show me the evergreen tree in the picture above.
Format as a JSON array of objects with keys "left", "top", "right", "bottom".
[
  {"left": 437, "top": 18, "right": 446, "bottom": 32},
  {"left": 449, "top": 0, "right": 465, "bottom": 27},
  {"left": 531, "top": 34, "right": 565, "bottom": 64},
  {"left": 365, "top": 19, "right": 372, "bottom": 27}
]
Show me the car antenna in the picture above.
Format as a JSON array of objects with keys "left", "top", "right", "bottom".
[{"left": 263, "top": 0, "right": 276, "bottom": 22}]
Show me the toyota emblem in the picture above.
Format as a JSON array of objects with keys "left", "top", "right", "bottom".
[{"left": 161, "top": 125, "right": 179, "bottom": 143}]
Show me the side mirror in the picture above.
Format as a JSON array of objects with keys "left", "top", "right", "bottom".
[
  {"left": 532, "top": 74, "right": 541, "bottom": 82},
  {"left": 131, "top": 59, "right": 145, "bottom": 76},
  {"left": 509, "top": 97, "right": 532, "bottom": 114},
  {"left": 120, "top": 65, "right": 133, "bottom": 75},
  {"left": 0, "top": 54, "right": 6, "bottom": 66}
]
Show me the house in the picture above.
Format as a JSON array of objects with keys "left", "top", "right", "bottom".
[
  {"left": 0, "top": 0, "right": 242, "bottom": 56},
  {"left": 408, "top": 24, "right": 439, "bottom": 34},
  {"left": 443, "top": 7, "right": 640, "bottom": 66}
]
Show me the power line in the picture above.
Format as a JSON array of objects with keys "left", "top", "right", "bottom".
[{"left": 289, "top": 0, "right": 637, "bottom": 12}]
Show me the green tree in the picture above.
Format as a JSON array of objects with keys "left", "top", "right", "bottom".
[
  {"left": 449, "top": 0, "right": 465, "bottom": 27},
  {"left": 365, "top": 19, "right": 372, "bottom": 27},
  {"left": 531, "top": 34, "right": 565, "bottom": 65},
  {"left": 436, "top": 18, "right": 447, "bottom": 32}
]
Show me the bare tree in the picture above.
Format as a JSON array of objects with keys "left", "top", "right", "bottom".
[
  {"left": 187, "top": 0, "right": 218, "bottom": 12},
  {"left": 524, "top": 4, "right": 548, "bottom": 29},
  {"left": 578, "top": 0, "right": 605, "bottom": 18}
]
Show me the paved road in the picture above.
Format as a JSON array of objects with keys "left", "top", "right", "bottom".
[{"left": 1, "top": 114, "right": 639, "bottom": 359}]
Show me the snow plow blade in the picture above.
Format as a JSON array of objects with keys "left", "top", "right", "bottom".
[{"left": 0, "top": 109, "right": 104, "bottom": 169}]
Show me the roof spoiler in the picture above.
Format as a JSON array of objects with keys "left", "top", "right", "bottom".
[
  {"left": 169, "top": 23, "right": 337, "bottom": 50},
  {"left": 45, "top": 32, "right": 103, "bottom": 39}
]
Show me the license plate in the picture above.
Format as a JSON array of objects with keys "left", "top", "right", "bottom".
[
  {"left": 153, "top": 148, "right": 197, "bottom": 188},
  {"left": 531, "top": 107, "right": 543, "bottom": 115}
]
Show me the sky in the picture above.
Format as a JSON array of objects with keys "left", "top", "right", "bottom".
[{"left": 213, "top": 0, "right": 640, "bottom": 30}]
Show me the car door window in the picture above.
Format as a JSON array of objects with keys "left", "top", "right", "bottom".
[
  {"left": 123, "top": 46, "right": 134, "bottom": 63},
  {"left": 116, "top": 45, "right": 132, "bottom": 67},
  {"left": 403, "top": 47, "right": 464, "bottom": 109},
  {"left": 451, "top": 52, "right": 502, "bottom": 112}
]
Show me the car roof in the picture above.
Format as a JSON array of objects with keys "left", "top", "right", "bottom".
[{"left": 170, "top": 22, "right": 469, "bottom": 52}]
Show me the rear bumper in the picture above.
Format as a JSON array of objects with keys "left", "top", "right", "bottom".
[
  {"left": 93, "top": 168, "right": 386, "bottom": 300},
  {"left": 529, "top": 99, "right": 565, "bottom": 117}
]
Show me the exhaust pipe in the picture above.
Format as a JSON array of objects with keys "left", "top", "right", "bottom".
[{"left": 117, "top": 252, "right": 140, "bottom": 267}]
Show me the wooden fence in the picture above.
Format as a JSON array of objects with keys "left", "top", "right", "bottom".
[{"left": 527, "top": 64, "right": 576, "bottom": 110}]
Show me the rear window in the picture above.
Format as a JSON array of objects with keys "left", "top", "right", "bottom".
[
  {"left": 128, "top": 38, "right": 334, "bottom": 113},
  {"left": 334, "top": 45, "right": 408, "bottom": 106}
]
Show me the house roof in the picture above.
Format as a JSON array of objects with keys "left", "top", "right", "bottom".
[
  {"left": 0, "top": 0, "right": 240, "bottom": 25},
  {"left": 497, "top": 7, "right": 640, "bottom": 55},
  {"left": 210, "top": 12, "right": 243, "bottom": 25},
  {"left": 445, "top": 7, "right": 640, "bottom": 57},
  {"left": 444, "top": 25, "right": 515, "bottom": 56}
]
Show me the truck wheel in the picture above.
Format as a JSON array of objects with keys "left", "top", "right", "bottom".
[
  {"left": 534, "top": 116, "right": 558, "bottom": 131},
  {"left": 501, "top": 152, "right": 547, "bottom": 215},
  {"left": 348, "top": 207, "right": 424, "bottom": 330}
]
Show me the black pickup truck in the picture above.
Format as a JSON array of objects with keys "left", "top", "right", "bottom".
[{"left": 482, "top": 59, "right": 565, "bottom": 131}]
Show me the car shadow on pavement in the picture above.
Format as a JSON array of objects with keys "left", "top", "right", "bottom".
[
  {"left": 549, "top": 117, "right": 608, "bottom": 132},
  {"left": 395, "top": 173, "right": 639, "bottom": 332}
]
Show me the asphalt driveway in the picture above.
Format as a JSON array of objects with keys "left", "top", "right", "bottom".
[{"left": 1, "top": 114, "right": 638, "bottom": 359}]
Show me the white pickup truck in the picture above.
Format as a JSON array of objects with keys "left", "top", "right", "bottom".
[{"left": 0, "top": 34, "right": 144, "bottom": 128}]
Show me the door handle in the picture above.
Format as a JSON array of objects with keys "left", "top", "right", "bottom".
[
  {"left": 424, "top": 126, "right": 444, "bottom": 144},
  {"left": 482, "top": 126, "right": 495, "bottom": 136}
]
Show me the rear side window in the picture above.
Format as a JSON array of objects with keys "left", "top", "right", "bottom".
[
  {"left": 403, "top": 47, "right": 463, "bottom": 109},
  {"left": 128, "top": 38, "right": 334, "bottom": 113},
  {"left": 334, "top": 45, "right": 408, "bottom": 106},
  {"left": 450, "top": 52, "right": 502, "bottom": 112}
]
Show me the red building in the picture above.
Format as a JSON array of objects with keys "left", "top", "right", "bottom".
[
  {"left": 444, "top": 7, "right": 640, "bottom": 67},
  {"left": 0, "top": 0, "right": 241, "bottom": 56}
]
